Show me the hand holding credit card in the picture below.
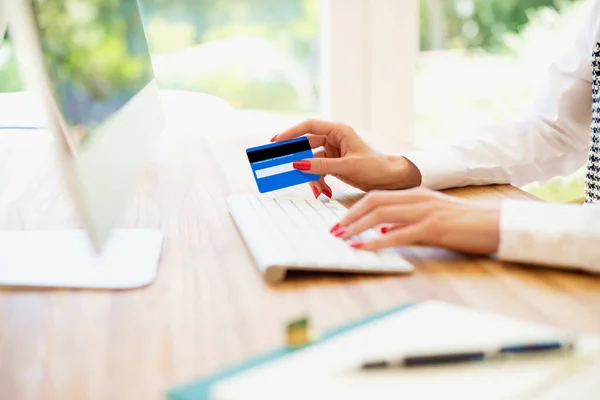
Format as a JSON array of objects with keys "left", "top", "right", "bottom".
[{"left": 246, "top": 137, "right": 320, "bottom": 193}]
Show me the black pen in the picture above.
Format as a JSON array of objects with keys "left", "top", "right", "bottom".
[{"left": 360, "top": 339, "right": 575, "bottom": 370}]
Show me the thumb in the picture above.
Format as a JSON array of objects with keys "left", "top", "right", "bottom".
[{"left": 293, "top": 158, "right": 350, "bottom": 175}]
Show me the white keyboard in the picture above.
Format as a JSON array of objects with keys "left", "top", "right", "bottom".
[{"left": 227, "top": 195, "right": 414, "bottom": 282}]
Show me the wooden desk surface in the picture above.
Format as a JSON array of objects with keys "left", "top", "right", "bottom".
[{"left": 1, "top": 130, "right": 600, "bottom": 400}]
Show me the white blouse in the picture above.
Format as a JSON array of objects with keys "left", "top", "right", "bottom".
[{"left": 404, "top": 0, "right": 600, "bottom": 273}]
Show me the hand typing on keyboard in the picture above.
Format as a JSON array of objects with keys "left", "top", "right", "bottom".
[{"left": 330, "top": 188, "right": 500, "bottom": 256}]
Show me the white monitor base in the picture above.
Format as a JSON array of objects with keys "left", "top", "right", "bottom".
[{"left": 0, "top": 229, "right": 163, "bottom": 289}]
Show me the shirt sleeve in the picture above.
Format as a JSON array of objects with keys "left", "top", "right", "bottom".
[
  {"left": 403, "top": 0, "right": 600, "bottom": 191},
  {"left": 498, "top": 200, "right": 600, "bottom": 273}
]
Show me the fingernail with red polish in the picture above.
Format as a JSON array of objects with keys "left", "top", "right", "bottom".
[
  {"left": 293, "top": 160, "right": 311, "bottom": 171},
  {"left": 381, "top": 227, "right": 388, "bottom": 234},
  {"left": 330, "top": 223, "right": 341, "bottom": 233},
  {"left": 350, "top": 241, "right": 364, "bottom": 249},
  {"left": 332, "top": 227, "right": 347, "bottom": 237},
  {"left": 270, "top": 135, "right": 278, "bottom": 142},
  {"left": 312, "top": 186, "right": 320, "bottom": 199},
  {"left": 322, "top": 188, "right": 332, "bottom": 198}
]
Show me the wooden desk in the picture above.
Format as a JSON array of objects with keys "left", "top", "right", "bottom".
[{"left": 1, "top": 130, "right": 600, "bottom": 400}]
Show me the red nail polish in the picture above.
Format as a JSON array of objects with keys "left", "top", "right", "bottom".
[
  {"left": 322, "top": 188, "right": 332, "bottom": 198},
  {"left": 293, "top": 160, "right": 311, "bottom": 171},
  {"left": 332, "top": 227, "right": 347, "bottom": 237},
  {"left": 270, "top": 135, "right": 278, "bottom": 142},
  {"left": 381, "top": 227, "right": 388, "bottom": 234},
  {"left": 312, "top": 186, "right": 320, "bottom": 199},
  {"left": 350, "top": 241, "right": 364, "bottom": 249},
  {"left": 329, "top": 223, "right": 341, "bottom": 233}
]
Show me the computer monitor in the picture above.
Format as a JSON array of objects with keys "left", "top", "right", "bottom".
[{"left": 0, "top": 0, "right": 164, "bottom": 288}]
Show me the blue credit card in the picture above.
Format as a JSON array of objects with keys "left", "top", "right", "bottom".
[{"left": 246, "top": 137, "right": 320, "bottom": 193}]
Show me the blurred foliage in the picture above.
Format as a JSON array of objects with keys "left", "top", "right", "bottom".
[
  {"left": 420, "top": 0, "right": 580, "bottom": 51},
  {"left": 33, "top": 0, "right": 152, "bottom": 101},
  {"left": 523, "top": 169, "right": 585, "bottom": 203},
  {"left": 144, "top": 0, "right": 319, "bottom": 110}
]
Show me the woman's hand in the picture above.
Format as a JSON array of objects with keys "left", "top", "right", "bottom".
[
  {"left": 331, "top": 188, "right": 501, "bottom": 255},
  {"left": 273, "top": 119, "right": 422, "bottom": 198}
]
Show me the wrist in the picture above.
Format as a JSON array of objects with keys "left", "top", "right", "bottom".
[
  {"left": 387, "top": 155, "right": 422, "bottom": 189},
  {"left": 481, "top": 207, "right": 501, "bottom": 254}
]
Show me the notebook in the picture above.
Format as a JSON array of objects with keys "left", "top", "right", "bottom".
[{"left": 208, "top": 301, "right": 600, "bottom": 400}]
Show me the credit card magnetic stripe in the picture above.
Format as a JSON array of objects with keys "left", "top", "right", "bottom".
[{"left": 246, "top": 137, "right": 312, "bottom": 163}]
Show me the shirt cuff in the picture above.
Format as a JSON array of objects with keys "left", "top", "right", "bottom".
[
  {"left": 498, "top": 199, "right": 597, "bottom": 272},
  {"left": 402, "top": 149, "right": 468, "bottom": 190}
]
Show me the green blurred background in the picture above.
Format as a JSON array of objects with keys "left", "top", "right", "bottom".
[{"left": 0, "top": 0, "right": 590, "bottom": 202}]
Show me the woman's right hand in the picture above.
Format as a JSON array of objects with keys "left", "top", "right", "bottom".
[{"left": 272, "top": 119, "right": 423, "bottom": 197}]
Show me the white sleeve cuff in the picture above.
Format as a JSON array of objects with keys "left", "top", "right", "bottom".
[
  {"left": 402, "top": 149, "right": 468, "bottom": 190},
  {"left": 498, "top": 199, "right": 600, "bottom": 273}
]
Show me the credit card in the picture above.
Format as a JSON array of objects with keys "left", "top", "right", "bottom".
[{"left": 246, "top": 137, "right": 320, "bottom": 193}]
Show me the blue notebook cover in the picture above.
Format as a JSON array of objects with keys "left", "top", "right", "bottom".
[{"left": 168, "top": 302, "right": 415, "bottom": 400}]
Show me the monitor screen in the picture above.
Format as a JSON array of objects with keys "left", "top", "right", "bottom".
[{"left": 31, "top": 0, "right": 153, "bottom": 148}]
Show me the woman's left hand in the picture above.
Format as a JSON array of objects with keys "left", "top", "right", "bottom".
[{"left": 331, "top": 188, "right": 501, "bottom": 255}]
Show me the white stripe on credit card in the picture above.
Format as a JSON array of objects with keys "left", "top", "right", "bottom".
[{"left": 255, "top": 162, "right": 296, "bottom": 178}]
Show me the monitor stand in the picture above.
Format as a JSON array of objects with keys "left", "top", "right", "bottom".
[{"left": 0, "top": 229, "right": 163, "bottom": 289}]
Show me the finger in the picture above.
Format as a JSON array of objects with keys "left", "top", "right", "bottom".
[
  {"left": 380, "top": 223, "right": 406, "bottom": 234},
  {"left": 351, "top": 224, "right": 426, "bottom": 251},
  {"left": 309, "top": 181, "right": 323, "bottom": 199},
  {"left": 292, "top": 157, "right": 352, "bottom": 176},
  {"left": 307, "top": 152, "right": 332, "bottom": 198},
  {"left": 334, "top": 204, "right": 429, "bottom": 239},
  {"left": 308, "top": 177, "right": 332, "bottom": 199},
  {"left": 310, "top": 147, "right": 340, "bottom": 175},
  {"left": 320, "top": 177, "right": 333, "bottom": 198},
  {"left": 338, "top": 189, "right": 432, "bottom": 228},
  {"left": 275, "top": 119, "right": 339, "bottom": 142}
]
